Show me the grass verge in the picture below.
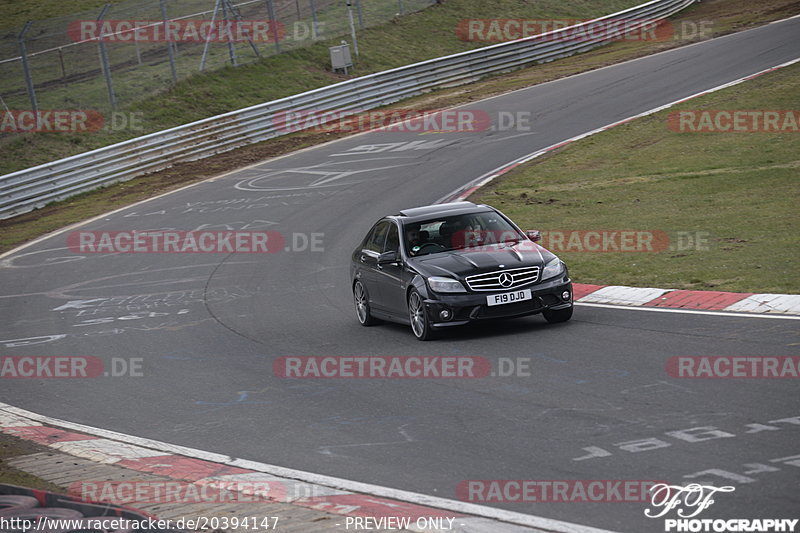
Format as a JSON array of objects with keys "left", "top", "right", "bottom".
[{"left": 471, "top": 62, "right": 800, "bottom": 294}]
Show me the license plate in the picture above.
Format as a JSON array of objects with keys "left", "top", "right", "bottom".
[{"left": 486, "top": 289, "right": 532, "bottom": 306}]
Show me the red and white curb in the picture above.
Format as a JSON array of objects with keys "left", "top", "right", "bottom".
[
  {"left": 0, "top": 404, "right": 619, "bottom": 533},
  {"left": 572, "top": 284, "right": 800, "bottom": 315}
]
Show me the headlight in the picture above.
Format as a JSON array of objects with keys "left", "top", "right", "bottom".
[
  {"left": 541, "top": 257, "right": 565, "bottom": 280},
  {"left": 428, "top": 276, "right": 466, "bottom": 293}
]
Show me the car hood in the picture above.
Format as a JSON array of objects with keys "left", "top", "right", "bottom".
[{"left": 408, "top": 242, "right": 553, "bottom": 279}]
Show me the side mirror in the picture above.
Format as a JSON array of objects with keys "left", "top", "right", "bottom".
[
  {"left": 378, "top": 251, "right": 398, "bottom": 264},
  {"left": 525, "top": 230, "right": 541, "bottom": 242}
]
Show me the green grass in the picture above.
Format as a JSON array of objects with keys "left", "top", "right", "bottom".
[
  {"left": 0, "top": 0, "right": 108, "bottom": 30},
  {"left": 472, "top": 63, "right": 800, "bottom": 294}
]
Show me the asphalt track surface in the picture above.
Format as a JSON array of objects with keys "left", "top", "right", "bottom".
[{"left": 2, "top": 17, "right": 800, "bottom": 532}]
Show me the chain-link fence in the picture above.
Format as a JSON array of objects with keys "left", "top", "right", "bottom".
[{"left": 0, "top": 0, "right": 437, "bottom": 121}]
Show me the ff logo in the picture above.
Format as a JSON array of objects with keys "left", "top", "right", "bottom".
[{"left": 644, "top": 483, "right": 735, "bottom": 518}]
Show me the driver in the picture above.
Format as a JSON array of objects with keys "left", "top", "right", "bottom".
[{"left": 406, "top": 227, "right": 429, "bottom": 255}]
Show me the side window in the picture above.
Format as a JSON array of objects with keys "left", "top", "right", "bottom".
[
  {"left": 384, "top": 223, "right": 399, "bottom": 253},
  {"left": 365, "top": 221, "right": 390, "bottom": 253}
]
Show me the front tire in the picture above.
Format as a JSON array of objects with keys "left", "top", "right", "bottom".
[
  {"left": 353, "top": 280, "right": 380, "bottom": 326},
  {"left": 543, "top": 305, "right": 573, "bottom": 323},
  {"left": 408, "top": 289, "right": 437, "bottom": 340}
]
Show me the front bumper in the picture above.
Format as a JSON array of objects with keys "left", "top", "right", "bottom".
[{"left": 424, "top": 276, "right": 573, "bottom": 328}]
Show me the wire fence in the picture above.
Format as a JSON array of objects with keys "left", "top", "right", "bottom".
[{"left": 0, "top": 0, "right": 436, "bottom": 119}]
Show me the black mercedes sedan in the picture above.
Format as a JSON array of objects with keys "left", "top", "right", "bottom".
[{"left": 350, "top": 202, "right": 573, "bottom": 340}]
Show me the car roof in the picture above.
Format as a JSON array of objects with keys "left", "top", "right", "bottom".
[{"left": 395, "top": 202, "right": 494, "bottom": 223}]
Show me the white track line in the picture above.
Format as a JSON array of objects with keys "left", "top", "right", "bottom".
[{"left": 574, "top": 302, "right": 800, "bottom": 320}]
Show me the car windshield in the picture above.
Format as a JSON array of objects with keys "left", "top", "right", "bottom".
[{"left": 404, "top": 211, "right": 524, "bottom": 256}]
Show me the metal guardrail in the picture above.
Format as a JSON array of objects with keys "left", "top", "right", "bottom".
[{"left": 0, "top": 0, "right": 696, "bottom": 220}]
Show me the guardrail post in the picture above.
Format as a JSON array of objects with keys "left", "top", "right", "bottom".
[
  {"left": 222, "top": 0, "right": 261, "bottom": 59},
  {"left": 96, "top": 4, "right": 117, "bottom": 109},
  {"left": 355, "top": 0, "right": 364, "bottom": 29},
  {"left": 346, "top": 1, "right": 359, "bottom": 56},
  {"left": 200, "top": 0, "right": 221, "bottom": 71},
  {"left": 398, "top": 0, "right": 405, "bottom": 16},
  {"left": 17, "top": 22, "right": 38, "bottom": 115},
  {"left": 310, "top": 0, "right": 319, "bottom": 39},
  {"left": 266, "top": 0, "right": 281, "bottom": 54},
  {"left": 221, "top": 0, "right": 238, "bottom": 66},
  {"left": 57, "top": 47, "right": 67, "bottom": 84},
  {"left": 160, "top": 0, "right": 178, "bottom": 83}
]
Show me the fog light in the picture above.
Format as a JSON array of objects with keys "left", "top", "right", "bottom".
[
  {"left": 439, "top": 309, "right": 452, "bottom": 320},
  {"left": 562, "top": 290, "right": 571, "bottom": 301}
]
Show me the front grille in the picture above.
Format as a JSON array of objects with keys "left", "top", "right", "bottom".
[{"left": 465, "top": 266, "right": 540, "bottom": 291}]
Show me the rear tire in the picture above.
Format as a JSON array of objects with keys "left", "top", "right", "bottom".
[
  {"left": 408, "top": 289, "right": 438, "bottom": 341},
  {"left": 353, "top": 280, "right": 380, "bottom": 326},
  {"left": 543, "top": 305, "right": 573, "bottom": 324}
]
